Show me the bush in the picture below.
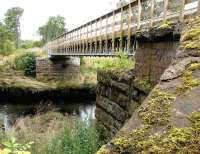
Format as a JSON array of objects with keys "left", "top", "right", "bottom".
[
  {"left": 20, "top": 40, "right": 34, "bottom": 49},
  {"left": 33, "top": 41, "right": 43, "bottom": 48},
  {"left": 94, "top": 51, "right": 134, "bottom": 70},
  {"left": 14, "top": 52, "right": 36, "bottom": 77},
  {"left": 0, "top": 39, "right": 15, "bottom": 55}
]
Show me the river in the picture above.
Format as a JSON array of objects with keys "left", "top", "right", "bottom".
[{"left": 0, "top": 99, "right": 95, "bottom": 131}]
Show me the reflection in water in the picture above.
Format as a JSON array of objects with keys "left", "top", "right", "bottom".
[{"left": 0, "top": 100, "right": 95, "bottom": 131}]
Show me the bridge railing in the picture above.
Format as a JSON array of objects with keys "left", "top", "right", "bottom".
[{"left": 45, "top": 0, "right": 200, "bottom": 56}]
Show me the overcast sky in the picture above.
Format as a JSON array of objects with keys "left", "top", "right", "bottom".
[{"left": 0, "top": 0, "right": 119, "bottom": 40}]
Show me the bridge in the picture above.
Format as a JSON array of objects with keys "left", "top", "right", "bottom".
[{"left": 44, "top": 0, "right": 200, "bottom": 57}]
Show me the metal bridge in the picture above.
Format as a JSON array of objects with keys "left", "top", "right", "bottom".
[{"left": 44, "top": 0, "right": 200, "bottom": 57}]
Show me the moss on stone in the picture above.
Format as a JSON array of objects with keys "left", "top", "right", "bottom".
[
  {"left": 181, "top": 16, "right": 200, "bottom": 51},
  {"left": 112, "top": 126, "right": 150, "bottom": 153},
  {"left": 138, "top": 89, "right": 176, "bottom": 126},
  {"left": 158, "top": 21, "right": 174, "bottom": 29},
  {"left": 110, "top": 111, "right": 200, "bottom": 154},
  {"left": 176, "top": 63, "right": 200, "bottom": 95},
  {"left": 133, "top": 78, "right": 152, "bottom": 94}
]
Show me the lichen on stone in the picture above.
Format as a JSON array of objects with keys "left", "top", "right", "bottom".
[
  {"left": 110, "top": 111, "right": 200, "bottom": 154},
  {"left": 176, "top": 63, "right": 200, "bottom": 95},
  {"left": 158, "top": 21, "right": 174, "bottom": 29},
  {"left": 181, "top": 16, "right": 200, "bottom": 51},
  {"left": 112, "top": 126, "right": 150, "bottom": 153},
  {"left": 138, "top": 88, "right": 176, "bottom": 126}
]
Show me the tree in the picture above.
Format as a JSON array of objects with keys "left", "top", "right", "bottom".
[
  {"left": 4, "top": 7, "right": 24, "bottom": 48},
  {"left": 0, "top": 21, "right": 15, "bottom": 55},
  {"left": 38, "top": 15, "right": 66, "bottom": 43}
]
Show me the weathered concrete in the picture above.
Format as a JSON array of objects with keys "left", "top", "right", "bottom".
[{"left": 36, "top": 56, "right": 81, "bottom": 81}]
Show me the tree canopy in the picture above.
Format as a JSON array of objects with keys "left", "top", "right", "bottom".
[
  {"left": 0, "top": 7, "right": 24, "bottom": 55},
  {"left": 4, "top": 7, "right": 24, "bottom": 48},
  {"left": 38, "top": 15, "right": 66, "bottom": 43}
]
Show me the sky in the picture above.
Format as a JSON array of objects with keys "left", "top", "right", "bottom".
[{"left": 0, "top": 0, "right": 119, "bottom": 40}]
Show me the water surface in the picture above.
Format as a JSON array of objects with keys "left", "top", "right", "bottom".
[{"left": 0, "top": 99, "right": 95, "bottom": 130}]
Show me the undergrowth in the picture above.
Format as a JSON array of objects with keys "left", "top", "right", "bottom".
[{"left": 0, "top": 112, "right": 100, "bottom": 154}]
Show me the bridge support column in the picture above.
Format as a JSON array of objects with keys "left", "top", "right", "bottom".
[{"left": 36, "top": 56, "right": 81, "bottom": 81}]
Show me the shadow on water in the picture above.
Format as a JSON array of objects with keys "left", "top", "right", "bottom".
[{"left": 0, "top": 99, "right": 96, "bottom": 131}]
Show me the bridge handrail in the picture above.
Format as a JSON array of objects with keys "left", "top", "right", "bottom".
[{"left": 45, "top": 0, "right": 200, "bottom": 56}]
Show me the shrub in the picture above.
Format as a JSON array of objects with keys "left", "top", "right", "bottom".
[
  {"left": 20, "top": 40, "right": 34, "bottom": 49},
  {"left": 1, "top": 137, "right": 33, "bottom": 154},
  {"left": 94, "top": 51, "right": 134, "bottom": 70},
  {"left": 14, "top": 52, "right": 36, "bottom": 77},
  {"left": 0, "top": 39, "right": 15, "bottom": 55}
]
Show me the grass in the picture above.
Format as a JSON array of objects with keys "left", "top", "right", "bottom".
[
  {"left": 80, "top": 51, "right": 135, "bottom": 85},
  {"left": 0, "top": 49, "right": 135, "bottom": 89},
  {"left": 0, "top": 112, "right": 100, "bottom": 154}
]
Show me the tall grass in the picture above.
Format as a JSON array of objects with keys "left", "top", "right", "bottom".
[
  {"left": 1, "top": 112, "right": 100, "bottom": 154},
  {"left": 46, "top": 120, "right": 99, "bottom": 154}
]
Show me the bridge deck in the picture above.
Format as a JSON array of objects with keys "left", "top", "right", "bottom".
[{"left": 44, "top": 0, "right": 200, "bottom": 56}]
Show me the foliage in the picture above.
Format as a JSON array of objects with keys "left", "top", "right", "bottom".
[
  {"left": 93, "top": 51, "right": 134, "bottom": 70},
  {"left": 0, "top": 22, "right": 15, "bottom": 55},
  {"left": 20, "top": 40, "right": 44, "bottom": 49},
  {"left": 38, "top": 16, "right": 66, "bottom": 43},
  {"left": 32, "top": 41, "right": 43, "bottom": 48},
  {"left": 4, "top": 7, "right": 24, "bottom": 48},
  {"left": 1, "top": 137, "right": 33, "bottom": 154},
  {"left": 14, "top": 52, "right": 36, "bottom": 77},
  {"left": 46, "top": 120, "right": 99, "bottom": 154},
  {"left": 20, "top": 40, "right": 34, "bottom": 49},
  {"left": 1, "top": 112, "right": 100, "bottom": 154}
]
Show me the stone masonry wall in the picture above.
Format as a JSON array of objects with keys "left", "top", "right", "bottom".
[
  {"left": 36, "top": 57, "right": 81, "bottom": 81},
  {"left": 96, "top": 70, "right": 148, "bottom": 142},
  {"left": 96, "top": 24, "right": 181, "bottom": 143},
  {"left": 135, "top": 41, "right": 179, "bottom": 84}
]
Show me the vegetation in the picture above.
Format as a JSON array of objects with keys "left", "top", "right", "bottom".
[
  {"left": 107, "top": 111, "right": 200, "bottom": 154},
  {"left": 14, "top": 52, "right": 36, "bottom": 77},
  {"left": 0, "top": 7, "right": 23, "bottom": 55},
  {"left": 4, "top": 7, "right": 24, "bottom": 48},
  {"left": 38, "top": 16, "right": 66, "bottom": 43},
  {"left": 138, "top": 88, "right": 176, "bottom": 126},
  {"left": 0, "top": 112, "right": 99, "bottom": 154},
  {"left": 176, "top": 63, "right": 200, "bottom": 95},
  {"left": 20, "top": 40, "right": 43, "bottom": 49},
  {"left": 181, "top": 17, "right": 200, "bottom": 51},
  {"left": 0, "top": 137, "right": 33, "bottom": 154}
]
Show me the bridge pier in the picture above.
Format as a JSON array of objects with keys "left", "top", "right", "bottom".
[
  {"left": 36, "top": 56, "right": 81, "bottom": 81},
  {"left": 96, "top": 25, "right": 181, "bottom": 142}
]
